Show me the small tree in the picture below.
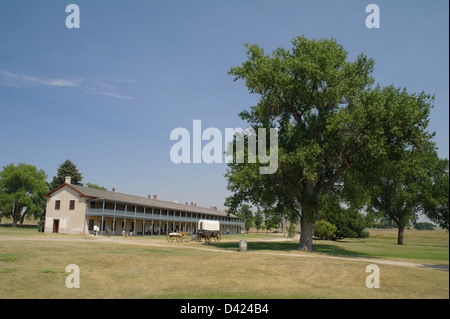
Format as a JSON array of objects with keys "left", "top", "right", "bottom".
[
  {"left": 287, "top": 222, "right": 297, "bottom": 239},
  {"left": 369, "top": 149, "right": 448, "bottom": 244},
  {"left": 254, "top": 209, "right": 264, "bottom": 234},
  {"left": 238, "top": 204, "right": 253, "bottom": 234},
  {"left": 422, "top": 158, "right": 449, "bottom": 231},
  {"left": 314, "top": 220, "right": 337, "bottom": 240},
  {"left": 0, "top": 163, "right": 49, "bottom": 227},
  {"left": 263, "top": 209, "right": 280, "bottom": 235},
  {"left": 317, "top": 196, "right": 369, "bottom": 239}
]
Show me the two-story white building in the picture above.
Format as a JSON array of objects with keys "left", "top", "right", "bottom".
[{"left": 44, "top": 176, "right": 243, "bottom": 236}]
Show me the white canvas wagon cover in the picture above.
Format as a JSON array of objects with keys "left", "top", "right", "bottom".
[{"left": 198, "top": 219, "right": 220, "bottom": 231}]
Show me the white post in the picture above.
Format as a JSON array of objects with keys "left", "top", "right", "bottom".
[
  {"left": 113, "top": 202, "right": 117, "bottom": 236},
  {"left": 101, "top": 215, "right": 104, "bottom": 235},
  {"left": 101, "top": 201, "right": 105, "bottom": 235}
]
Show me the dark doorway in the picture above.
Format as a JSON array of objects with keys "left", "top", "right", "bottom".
[{"left": 53, "top": 219, "right": 60, "bottom": 233}]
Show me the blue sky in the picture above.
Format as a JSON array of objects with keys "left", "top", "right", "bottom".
[{"left": 0, "top": 0, "right": 448, "bottom": 210}]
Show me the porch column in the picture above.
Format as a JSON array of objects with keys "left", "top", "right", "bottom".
[
  {"left": 113, "top": 202, "right": 117, "bottom": 236},
  {"left": 143, "top": 207, "right": 146, "bottom": 235},
  {"left": 101, "top": 201, "right": 105, "bottom": 235}
]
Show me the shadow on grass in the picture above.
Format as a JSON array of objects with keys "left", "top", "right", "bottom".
[
  {"left": 216, "top": 240, "right": 374, "bottom": 259},
  {"left": 313, "top": 242, "right": 373, "bottom": 258},
  {"left": 0, "top": 224, "right": 39, "bottom": 229}
]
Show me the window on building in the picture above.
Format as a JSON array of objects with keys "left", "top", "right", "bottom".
[
  {"left": 69, "top": 200, "right": 75, "bottom": 210},
  {"left": 55, "top": 200, "right": 61, "bottom": 210},
  {"left": 90, "top": 202, "right": 95, "bottom": 209}
]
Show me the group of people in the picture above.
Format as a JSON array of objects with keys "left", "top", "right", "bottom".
[
  {"left": 122, "top": 227, "right": 133, "bottom": 237},
  {"left": 92, "top": 224, "right": 133, "bottom": 237}
]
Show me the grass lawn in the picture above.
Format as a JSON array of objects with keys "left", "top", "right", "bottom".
[
  {"left": 0, "top": 226, "right": 448, "bottom": 299},
  {"left": 222, "top": 229, "right": 449, "bottom": 264}
]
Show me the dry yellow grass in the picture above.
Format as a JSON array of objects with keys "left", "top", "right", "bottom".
[{"left": 0, "top": 228, "right": 448, "bottom": 299}]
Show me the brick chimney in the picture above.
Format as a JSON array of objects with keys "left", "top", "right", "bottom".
[
  {"left": 191, "top": 202, "right": 194, "bottom": 206},
  {"left": 153, "top": 194, "right": 157, "bottom": 200}
]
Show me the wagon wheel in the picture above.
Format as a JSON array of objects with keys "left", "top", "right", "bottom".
[
  {"left": 195, "top": 234, "right": 202, "bottom": 242},
  {"left": 205, "top": 234, "right": 212, "bottom": 244},
  {"left": 176, "top": 235, "right": 182, "bottom": 243},
  {"left": 214, "top": 232, "right": 221, "bottom": 243},
  {"left": 166, "top": 233, "right": 174, "bottom": 243}
]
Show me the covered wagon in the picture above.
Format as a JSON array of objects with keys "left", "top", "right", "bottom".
[{"left": 196, "top": 219, "right": 221, "bottom": 243}]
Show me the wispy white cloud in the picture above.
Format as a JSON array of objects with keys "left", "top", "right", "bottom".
[
  {"left": 0, "top": 70, "right": 81, "bottom": 88},
  {"left": 0, "top": 70, "right": 133, "bottom": 99},
  {"left": 84, "top": 85, "right": 133, "bottom": 100}
]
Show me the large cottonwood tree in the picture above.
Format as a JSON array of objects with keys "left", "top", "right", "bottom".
[
  {"left": 225, "top": 36, "right": 434, "bottom": 251},
  {"left": 0, "top": 163, "right": 48, "bottom": 227}
]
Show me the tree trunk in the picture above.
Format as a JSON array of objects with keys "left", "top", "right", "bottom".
[
  {"left": 298, "top": 184, "right": 318, "bottom": 251},
  {"left": 20, "top": 211, "right": 27, "bottom": 226},
  {"left": 298, "top": 217, "right": 315, "bottom": 251},
  {"left": 11, "top": 213, "right": 18, "bottom": 227},
  {"left": 397, "top": 224, "right": 405, "bottom": 245},
  {"left": 11, "top": 207, "right": 18, "bottom": 227},
  {"left": 11, "top": 199, "right": 22, "bottom": 227}
]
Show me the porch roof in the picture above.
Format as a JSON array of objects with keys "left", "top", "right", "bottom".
[{"left": 47, "top": 183, "right": 235, "bottom": 218}]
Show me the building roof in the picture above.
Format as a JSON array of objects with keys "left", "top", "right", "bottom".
[{"left": 45, "top": 183, "right": 235, "bottom": 218}]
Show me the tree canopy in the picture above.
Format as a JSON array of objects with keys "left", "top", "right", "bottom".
[
  {"left": 368, "top": 149, "right": 449, "bottom": 244},
  {"left": 0, "top": 163, "right": 49, "bottom": 227},
  {"left": 49, "top": 159, "right": 83, "bottom": 190},
  {"left": 225, "top": 36, "right": 436, "bottom": 251}
]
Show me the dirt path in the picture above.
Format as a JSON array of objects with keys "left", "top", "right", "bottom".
[{"left": 1, "top": 236, "right": 448, "bottom": 270}]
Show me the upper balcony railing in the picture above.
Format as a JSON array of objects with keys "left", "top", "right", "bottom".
[{"left": 86, "top": 208, "right": 243, "bottom": 225}]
